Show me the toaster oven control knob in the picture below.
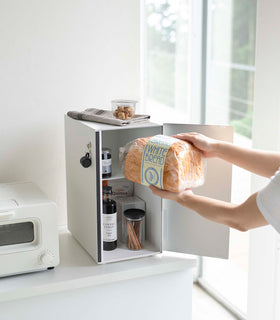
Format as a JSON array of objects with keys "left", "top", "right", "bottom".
[{"left": 40, "top": 252, "right": 54, "bottom": 265}]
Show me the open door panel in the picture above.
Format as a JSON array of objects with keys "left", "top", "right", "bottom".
[{"left": 163, "top": 123, "right": 233, "bottom": 259}]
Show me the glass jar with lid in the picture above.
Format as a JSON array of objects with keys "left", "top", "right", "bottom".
[{"left": 123, "top": 209, "right": 145, "bottom": 250}]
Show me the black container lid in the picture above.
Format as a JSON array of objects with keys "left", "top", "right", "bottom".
[
  {"left": 103, "top": 186, "right": 112, "bottom": 194},
  {"left": 124, "top": 209, "right": 145, "bottom": 221},
  {"left": 102, "top": 148, "right": 111, "bottom": 154}
]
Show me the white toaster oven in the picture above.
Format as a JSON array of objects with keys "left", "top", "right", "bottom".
[{"left": 0, "top": 182, "right": 59, "bottom": 277}]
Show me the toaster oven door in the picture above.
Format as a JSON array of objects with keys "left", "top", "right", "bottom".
[
  {"left": 0, "top": 221, "right": 34, "bottom": 247},
  {"left": 0, "top": 218, "right": 40, "bottom": 253}
]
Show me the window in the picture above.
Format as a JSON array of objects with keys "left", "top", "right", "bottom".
[
  {"left": 200, "top": 1, "right": 256, "bottom": 317},
  {"left": 0, "top": 222, "right": 34, "bottom": 246},
  {"left": 143, "top": 0, "right": 257, "bottom": 318},
  {"left": 205, "top": 0, "right": 256, "bottom": 138},
  {"left": 143, "top": 0, "right": 194, "bottom": 123}
]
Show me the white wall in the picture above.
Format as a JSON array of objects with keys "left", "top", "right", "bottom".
[
  {"left": 248, "top": 0, "right": 280, "bottom": 319},
  {"left": 0, "top": 0, "right": 140, "bottom": 225}
]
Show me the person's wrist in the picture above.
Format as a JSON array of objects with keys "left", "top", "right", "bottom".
[
  {"left": 176, "top": 189, "right": 194, "bottom": 205},
  {"left": 213, "top": 140, "right": 224, "bottom": 157}
]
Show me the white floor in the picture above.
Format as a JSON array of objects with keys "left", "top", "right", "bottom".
[{"left": 193, "top": 284, "right": 237, "bottom": 320}]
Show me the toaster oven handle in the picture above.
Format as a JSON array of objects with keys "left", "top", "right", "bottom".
[{"left": 0, "top": 211, "right": 15, "bottom": 221}]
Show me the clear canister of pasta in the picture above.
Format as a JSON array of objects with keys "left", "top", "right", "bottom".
[{"left": 123, "top": 209, "right": 145, "bottom": 250}]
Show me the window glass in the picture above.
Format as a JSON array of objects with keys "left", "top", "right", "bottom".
[
  {"left": 206, "top": 0, "right": 256, "bottom": 139},
  {"left": 144, "top": 0, "right": 191, "bottom": 123},
  {"left": 0, "top": 222, "right": 34, "bottom": 246},
  {"left": 202, "top": 0, "right": 257, "bottom": 315},
  {"left": 144, "top": 1, "right": 257, "bottom": 314}
]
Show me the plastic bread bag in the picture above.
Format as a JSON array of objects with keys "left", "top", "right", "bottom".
[{"left": 119, "top": 134, "right": 206, "bottom": 192}]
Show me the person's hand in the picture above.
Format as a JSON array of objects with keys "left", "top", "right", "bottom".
[
  {"left": 149, "top": 185, "right": 193, "bottom": 202},
  {"left": 173, "top": 132, "right": 219, "bottom": 158}
]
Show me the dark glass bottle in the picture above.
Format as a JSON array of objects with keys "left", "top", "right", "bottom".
[
  {"left": 102, "top": 186, "right": 117, "bottom": 251},
  {"left": 102, "top": 148, "right": 112, "bottom": 178}
]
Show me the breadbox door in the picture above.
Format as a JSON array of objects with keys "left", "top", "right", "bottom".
[{"left": 162, "top": 123, "right": 233, "bottom": 259}]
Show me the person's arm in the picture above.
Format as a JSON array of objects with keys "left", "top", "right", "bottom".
[
  {"left": 149, "top": 185, "right": 268, "bottom": 232},
  {"left": 174, "top": 133, "right": 280, "bottom": 178}
]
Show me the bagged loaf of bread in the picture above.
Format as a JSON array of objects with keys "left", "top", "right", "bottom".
[{"left": 119, "top": 134, "right": 205, "bottom": 192}]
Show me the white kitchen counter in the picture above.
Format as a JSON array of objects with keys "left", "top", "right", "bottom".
[{"left": 0, "top": 231, "right": 196, "bottom": 304}]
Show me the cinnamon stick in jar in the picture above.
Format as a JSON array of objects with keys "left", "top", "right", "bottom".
[
  {"left": 134, "top": 221, "right": 143, "bottom": 248},
  {"left": 126, "top": 220, "right": 141, "bottom": 250},
  {"left": 124, "top": 209, "right": 145, "bottom": 250}
]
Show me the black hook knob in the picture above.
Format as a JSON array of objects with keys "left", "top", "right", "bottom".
[{"left": 80, "top": 152, "right": 92, "bottom": 168}]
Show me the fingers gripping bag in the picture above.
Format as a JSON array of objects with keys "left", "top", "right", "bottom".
[{"left": 119, "top": 135, "right": 206, "bottom": 192}]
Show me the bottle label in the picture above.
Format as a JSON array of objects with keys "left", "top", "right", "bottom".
[
  {"left": 103, "top": 213, "right": 117, "bottom": 242},
  {"left": 141, "top": 135, "right": 178, "bottom": 189},
  {"left": 102, "top": 159, "right": 112, "bottom": 174}
]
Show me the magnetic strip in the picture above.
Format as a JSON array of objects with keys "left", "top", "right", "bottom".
[{"left": 95, "top": 131, "right": 102, "bottom": 262}]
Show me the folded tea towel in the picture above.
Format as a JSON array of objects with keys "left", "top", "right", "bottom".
[{"left": 67, "top": 108, "right": 150, "bottom": 126}]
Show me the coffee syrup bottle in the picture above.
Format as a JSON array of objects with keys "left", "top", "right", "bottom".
[{"left": 102, "top": 186, "right": 117, "bottom": 251}]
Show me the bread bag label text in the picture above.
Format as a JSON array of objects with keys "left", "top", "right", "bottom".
[{"left": 141, "top": 135, "right": 178, "bottom": 189}]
